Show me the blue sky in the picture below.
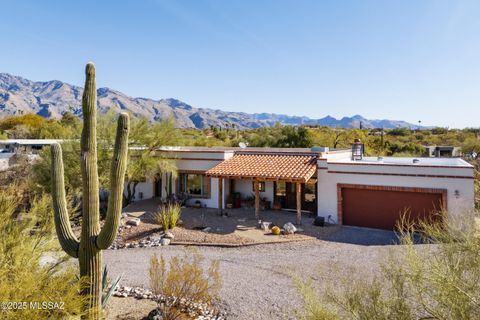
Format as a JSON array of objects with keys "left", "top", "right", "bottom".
[{"left": 1, "top": 0, "right": 479, "bottom": 128}]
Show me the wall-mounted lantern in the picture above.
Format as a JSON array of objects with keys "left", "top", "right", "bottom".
[{"left": 454, "top": 190, "right": 460, "bottom": 199}]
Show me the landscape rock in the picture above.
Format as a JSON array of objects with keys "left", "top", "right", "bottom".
[
  {"left": 160, "top": 238, "right": 171, "bottom": 246},
  {"left": 163, "top": 231, "right": 175, "bottom": 240},
  {"left": 260, "top": 221, "right": 272, "bottom": 231},
  {"left": 283, "top": 222, "right": 297, "bottom": 234},
  {"left": 114, "top": 286, "right": 225, "bottom": 319},
  {"left": 148, "top": 233, "right": 162, "bottom": 242},
  {"left": 126, "top": 218, "right": 141, "bottom": 226}
]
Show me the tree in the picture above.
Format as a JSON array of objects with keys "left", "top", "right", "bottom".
[
  {"left": 124, "top": 117, "right": 180, "bottom": 204},
  {"left": 273, "top": 126, "right": 313, "bottom": 148},
  {"left": 0, "top": 114, "right": 71, "bottom": 139}
]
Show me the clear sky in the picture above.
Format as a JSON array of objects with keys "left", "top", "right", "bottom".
[{"left": 1, "top": 0, "right": 479, "bottom": 128}]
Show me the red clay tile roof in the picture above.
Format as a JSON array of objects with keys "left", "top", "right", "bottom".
[{"left": 205, "top": 152, "right": 318, "bottom": 182}]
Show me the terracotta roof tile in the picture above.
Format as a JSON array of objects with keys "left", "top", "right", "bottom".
[{"left": 205, "top": 153, "right": 318, "bottom": 182}]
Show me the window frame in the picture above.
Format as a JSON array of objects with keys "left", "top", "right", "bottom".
[
  {"left": 252, "top": 181, "right": 266, "bottom": 192},
  {"left": 177, "top": 171, "right": 211, "bottom": 199}
]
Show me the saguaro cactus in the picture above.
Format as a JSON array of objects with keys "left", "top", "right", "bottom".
[{"left": 51, "top": 62, "right": 129, "bottom": 319}]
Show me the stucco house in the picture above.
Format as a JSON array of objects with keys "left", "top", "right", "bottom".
[{"left": 131, "top": 143, "right": 474, "bottom": 230}]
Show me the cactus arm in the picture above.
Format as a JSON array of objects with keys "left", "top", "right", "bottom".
[
  {"left": 51, "top": 143, "right": 80, "bottom": 258},
  {"left": 80, "top": 62, "right": 101, "bottom": 238},
  {"left": 96, "top": 113, "right": 129, "bottom": 249}
]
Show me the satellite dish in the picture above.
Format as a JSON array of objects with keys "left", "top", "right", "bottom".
[{"left": 239, "top": 142, "right": 247, "bottom": 149}]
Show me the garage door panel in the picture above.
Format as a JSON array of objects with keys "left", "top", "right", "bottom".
[{"left": 341, "top": 188, "right": 443, "bottom": 230}]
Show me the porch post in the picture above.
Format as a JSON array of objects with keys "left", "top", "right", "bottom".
[
  {"left": 296, "top": 182, "right": 302, "bottom": 225},
  {"left": 218, "top": 177, "right": 223, "bottom": 215},
  {"left": 254, "top": 179, "right": 260, "bottom": 220}
]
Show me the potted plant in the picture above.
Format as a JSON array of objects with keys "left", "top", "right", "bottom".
[
  {"left": 273, "top": 201, "right": 282, "bottom": 210},
  {"left": 241, "top": 194, "right": 255, "bottom": 208},
  {"left": 193, "top": 199, "right": 202, "bottom": 209}
]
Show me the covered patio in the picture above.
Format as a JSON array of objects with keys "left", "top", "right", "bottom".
[{"left": 205, "top": 151, "right": 318, "bottom": 225}]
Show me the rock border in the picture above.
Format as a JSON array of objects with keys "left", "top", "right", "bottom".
[{"left": 112, "top": 286, "right": 226, "bottom": 320}]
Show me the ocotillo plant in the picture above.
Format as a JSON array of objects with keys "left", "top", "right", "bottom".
[{"left": 51, "top": 62, "right": 129, "bottom": 319}]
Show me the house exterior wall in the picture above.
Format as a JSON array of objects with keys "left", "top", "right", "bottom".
[
  {"left": 127, "top": 151, "right": 231, "bottom": 206},
  {"left": 317, "top": 162, "right": 474, "bottom": 223},
  {"left": 132, "top": 179, "right": 154, "bottom": 201},
  {"left": 126, "top": 148, "right": 475, "bottom": 223},
  {"left": 233, "top": 180, "right": 275, "bottom": 205}
]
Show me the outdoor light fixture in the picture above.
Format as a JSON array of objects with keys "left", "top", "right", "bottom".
[
  {"left": 351, "top": 139, "right": 364, "bottom": 161},
  {"left": 454, "top": 190, "right": 460, "bottom": 198}
]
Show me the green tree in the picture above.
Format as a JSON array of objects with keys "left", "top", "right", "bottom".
[
  {"left": 273, "top": 126, "right": 313, "bottom": 148},
  {"left": 124, "top": 117, "right": 179, "bottom": 204}
]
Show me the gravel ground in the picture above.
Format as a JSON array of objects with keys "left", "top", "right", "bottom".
[{"left": 104, "top": 227, "right": 423, "bottom": 320}]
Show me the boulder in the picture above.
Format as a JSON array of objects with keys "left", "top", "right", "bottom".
[
  {"left": 163, "top": 231, "right": 175, "bottom": 240},
  {"left": 160, "top": 238, "right": 171, "bottom": 246},
  {"left": 126, "top": 218, "right": 141, "bottom": 226},
  {"left": 260, "top": 221, "right": 271, "bottom": 231},
  {"left": 283, "top": 222, "right": 297, "bottom": 234}
]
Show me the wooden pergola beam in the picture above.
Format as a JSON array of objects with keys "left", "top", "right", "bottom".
[
  {"left": 218, "top": 177, "right": 223, "bottom": 216},
  {"left": 296, "top": 182, "right": 302, "bottom": 225},
  {"left": 254, "top": 179, "right": 260, "bottom": 221}
]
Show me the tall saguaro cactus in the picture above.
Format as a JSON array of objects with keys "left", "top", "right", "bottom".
[{"left": 51, "top": 62, "right": 129, "bottom": 319}]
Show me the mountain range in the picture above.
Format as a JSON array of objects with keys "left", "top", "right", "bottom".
[{"left": 0, "top": 73, "right": 422, "bottom": 129}]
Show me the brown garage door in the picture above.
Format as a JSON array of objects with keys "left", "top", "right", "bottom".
[{"left": 340, "top": 186, "right": 444, "bottom": 230}]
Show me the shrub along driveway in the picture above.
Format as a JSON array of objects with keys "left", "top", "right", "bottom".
[{"left": 104, "top": 227, "right": 419, "bottom": 320}]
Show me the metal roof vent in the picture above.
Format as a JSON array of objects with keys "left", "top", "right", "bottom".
[
  {"left": 413, "top": 158, "right": 420, "bottom": 164},
  {"left": 377, "top": 156, "right": 384, "bottom": 163}
]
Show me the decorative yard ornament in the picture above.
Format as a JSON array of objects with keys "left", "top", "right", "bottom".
[{"left": 51, "top": 62, "right": 129, "bottom": 319}]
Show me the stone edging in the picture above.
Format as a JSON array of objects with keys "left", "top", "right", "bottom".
[{"left": 112, "top": 286, "right": 226, "bottom": 320}]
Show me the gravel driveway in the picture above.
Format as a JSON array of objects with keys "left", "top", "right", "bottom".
[{"left": 104, "top": 227, "right": 408, "bottom": 320}]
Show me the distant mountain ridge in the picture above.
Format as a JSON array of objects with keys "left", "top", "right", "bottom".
[{"left": 0, "top": 72, "right": 422, "bottom": 129}]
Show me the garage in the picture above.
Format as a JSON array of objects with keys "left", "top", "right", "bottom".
[{"left": 339, "top": 185, "right": 446, "bottom": 230}]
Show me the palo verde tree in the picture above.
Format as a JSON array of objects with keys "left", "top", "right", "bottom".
[
  {"left": 124, "top": 116, "right": 178, "bottom": 204},
  {"left": 51, "top": 62, "right": 129, "bottom": 319}
]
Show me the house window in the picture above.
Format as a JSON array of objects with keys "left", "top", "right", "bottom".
[
  {"left": 178, "top": 173, "right": 210, "bottom": 198},
  {"left": 252, "top": 181, "right": 266, "bottom": 192}
]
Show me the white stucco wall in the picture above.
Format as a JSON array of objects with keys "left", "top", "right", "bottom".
[
  {"left": 129, "top": 180, "right": 154, "bottom": 201},
  {"left": 184, "top": 177, "right": 222, "bottom": 208},
  {"left": 233, "top": 180, "right": 274, "bottom": 205},
  {"left": 0, "top": 153, "right": 13, "bottom": 171},
  {"left": 317, "top": 165, "right": 475, "bottom": 223},
  {"left": 126, "top": 150, "right": 230, "bottom": 204}
]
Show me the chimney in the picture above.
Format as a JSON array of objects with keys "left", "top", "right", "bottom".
[{"left": 351, "top": 139, "right": 364, "bottom": 161}]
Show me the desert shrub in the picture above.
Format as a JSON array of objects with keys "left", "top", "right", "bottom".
[
  {"left": 0, "top": 187, "right": 85, "bottom": 319},
  {"left": 153, "top": 203, "right": 181, "bottom": 230},
  {"left": 295, "top": 210, "right": 480, "bottom": 320},
  {"left": 149, "top": 252, "right": 221, "bottom": 320}
]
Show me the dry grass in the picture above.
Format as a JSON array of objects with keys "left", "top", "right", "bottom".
[
  {"left": 0, "top": 186, "right": 86, "bottom": 319},
  {"left": 295, "top": 210, "right": 480, "bottom": 320},
  {"left": 149, "top": 250, "right": 221, "bottom": 320}
]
